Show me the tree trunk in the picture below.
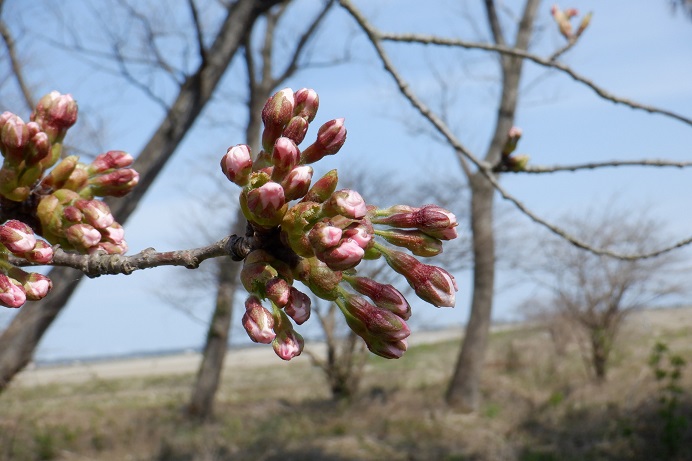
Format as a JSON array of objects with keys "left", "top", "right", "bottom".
[
  {"left": 445, "top": 174, "right": 496, "bottom": 411},
  {"left": 590, "top": 327, "right": 611, "bottom": 381},
  {"left": 0, "top": 0, "right": 280, "bottom": 393}
]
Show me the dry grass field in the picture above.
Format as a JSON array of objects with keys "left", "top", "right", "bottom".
[{"left": 1, "top": 307, "right": 690, "bottom": 461}]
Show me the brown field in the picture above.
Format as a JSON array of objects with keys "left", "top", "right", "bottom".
[{"left": 1, "top": 307, "right": 691, "bottom": 461}]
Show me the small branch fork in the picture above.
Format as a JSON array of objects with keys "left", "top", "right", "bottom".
[
  {"left": 338, "top": 0, "right": 692, "bottom": 261},
  {"left": 13, "top": 235, "right": 254, "bottom": 278}
]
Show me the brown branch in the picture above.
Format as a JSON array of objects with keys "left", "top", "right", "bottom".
[
  {"left": 38, "top": 234, "right": 253, "bottom": 278},
  {"left": 187, "top": 0, "right": 207, "bottom": 65},
  {"left": 339, "top": 0, "right": 692, "bottom": 260},
  {"left": 0, "top": 19, "right": 34, "bottom": 110},
  {"left": 518, "top": 159, "right": 692, "bottom": 173}
]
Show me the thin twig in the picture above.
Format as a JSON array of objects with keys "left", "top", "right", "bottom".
[
  {"left": 0, "top": 19, "right": 34, "bottom": 110},
  {"left": 520, "top": 159, "right": 692, "bottom": 173}
]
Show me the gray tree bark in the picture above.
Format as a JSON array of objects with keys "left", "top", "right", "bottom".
[
  {"left": 446, "top": 0, "right": 540, "bottom": 411},
  {"left": 0, "top": 0, "right": 281, "bottom": 392}
]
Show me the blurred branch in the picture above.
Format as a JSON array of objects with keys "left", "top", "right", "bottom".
[
  {"left": 518, "top": 158, "right": 692, "bottom": 173},
  {"left": 339, "top": 0, "right": 692, "bottom": 260},
  {"left": 0, "top": 19, "right": 34, "bottom": 110},
  {"left": 187, "top": 0, "right": 208, "bottom": 65}
]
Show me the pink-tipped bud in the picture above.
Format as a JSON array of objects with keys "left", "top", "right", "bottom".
[
  {"left": 88, "top": 168, "right": 139, "bottom": 197},
  {"left": 281, "top": 165, "right": 313, "bottom": 201},
  {"left": 221, "top": 144, "right": 253, "bottom": 186},
  {"left": 0, "top": 274, "right": 26, "bottom": 308},
  {"left": 24, "top": 240, "right": 53, "bottom": 264},
  {"left": 293, "top": 88, "right": 319, "bottom": 122},
  {"left": 381, "top": 248, "right": 457, "bottom": 307},
  {"left": 282, "top": 116, "right": 309, "bottom": 145},
  {"left": 302, "top": 169, "right": 338, "bottom": 203},
  {"left": 245, "top": 181, "right": 286, "bottom": 222},
  {"left": 10, "top": 269, "right": 52, "bottom": 301},
  {"left": 317, "top": 238, "right": 365, "bottom": 271},
  {"left": 376, "top": 228, "right": 443, "bottom": 257},
  {"left": 75, "top": 199, "right": 114, "bottom": 229},
  {"left": 88, "top": 150, "right": 134, "bottom": 174},
  {"left": 0, "top": 114, "right": 29, "bottom": 163},
  {"left": 243, "top": 296, "right": 276, "bottom": 344},
  {"left": 101, "top": 222, "right": 125, "bottom": 244},
  {"left": 300, "top": 118, "right": 347, "bottom": 164},
  {"left": 284, "top": 287, "right": 311, "bottom": 325},
  {"left": 265, "top": 277, "right": 291, "bottom": 307},
  {"left": 308, "top": 220, "right": 343, "bottom": 252},
  {"left": 367, "top": 337, "right": 408, "bottom": 359},
  {"left": 270, "top": 137, "right": 300, "bottom": 181},
  {"left": 41, "top": 155, "right": 78, "bottom": 190},
  {"left": 322, "top": 189, "right": 367, "bottom": 219},
  {"left": 272, "top": 311, "right": 304, "bottom": 361},
  {"left": 344, "top": 276, "right": 411, "bottom": 320},
  {"left": 262, "top": 88, "right": 295, "bottom": 151},
  {"left": 342, "top": 295, "right": 410, "bottom": 342},
  {"left": 62, "top": 205, "right": 83, "bottom": 223},
  {"left": 503, "top": 126, "right": 523, "bottom": 157},
  {"left": 65, "top": 223, "right": 101, "bottom": 250},
  {"left": 31, "top": 91, "right": 78, "bottom": 134},
  {"left": 0, "top": 220, "right": 37, "bottom": 254},
  {"left": 370, "top": 204, "right": 458, "bottom": 240},
  {"left": 342, "top": 223, "right": 373, "bottom": 250},
  {"left": 27, "top": 131, "right": 51, "bottom": 164}
]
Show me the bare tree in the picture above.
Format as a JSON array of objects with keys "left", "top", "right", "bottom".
[
  {"left": 0, "top": 0, "right": 282, "bottom": 392},
  {"left": 534, "top": 210, "right": 685, "bottom": 381}
]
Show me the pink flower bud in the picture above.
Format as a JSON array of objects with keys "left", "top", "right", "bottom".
[
  {"left": 24, "top": 240, "right": 54, "bottom": 264},
  {"left": 270, "top": 137, "right": 300, "bottom": 181},
  {"left": 75, "top": 199, "right": 114, "bottom": 229},
  {"left": 308, "top": 220, "right": 343, "bottom": 252},
  {"left": 66, "top": 223, "right": 101, "bottom": 250},
  {"left": 32, "top": 91, "right": 78, "bottom": 133},
  {"left": 302, "top": 169, "right": 339, "bottom": 203},
  {"left": 282, "top": 116, "right": 309, "bottom": 145},
  {"left": 300, "top": 118, "right": 347, "bottom": 164},
  {"left": 10, "top": 269, "right": 52, "bottom": 301},
  {"left": 27, "top": 131, "right": 50, "bottom": 164},
  {"left": 318, "top": 238, "right": 364, "bottom": 271},
  {"left": 381, "top": 248, "right": 457, "bottom": 307},
  {"left": 89, "top": 150, "right": 134, "bottom": 174},
  {"left": 242, "top": 296, "right": 276, "bottom": 344},
  {"left": 366, "top": 337, "right": 408, "bottom": 359},
  {"left": 92, "top": 241, "right": 128, "bottom": 255},
  {"left": 344, "top": 275, "right": 411, "bottom": 320},
  {"left": 101, "top": 222, "right": 125, "bottom": 244},
  {"left": 281, "top": 165, "right": 313, "bottom": 201},
  {"left": 245, "top": 181, "right": 286, "bottom": 220},
  {"left": 265, "top": 277, "right": 291, "bottom": 307},
  {"left": 262, "top": 88, "right": 295, "bottom": 151},
  {"left": 293, "top": 88, "right": 319, "bottom": 122},
  {"left": 1, "top": 114, "right": 29, "bottom": 163},
  {"left": 323, "top": 189, "right": 367, "bottom": 219},
  {"left": 0, "top": 220, "right": 37, "bottom": 253},
  {"left": 342, "top": 294, "right": 410, "bottom": 342},
  {"left": 284, "top": 287, "right": 311, "bottom": 325},
  {"left": 271, "top": 311, "right": 304, "bottom": 361},
  {"left": 375, "top": 228, "right": 443, "bottom": 257},
  {"left": 220, "top": 144, "right": 253, "bottom": 186},
  {"left": 370, "top": 204, "right": 458, "bottom": 240},
  {"left": 0, "top": 274, "right": 26, "bottom": 308},
  {"left": 342, "top": 223, "right": 373, "bottom": 250},
  {"left": 89, "top": 169, "right": 139, "bottom": 197}
]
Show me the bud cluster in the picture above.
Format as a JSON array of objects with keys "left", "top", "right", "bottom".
[
  {"left": 494, "top": 126, "right": 529, "bottom": 172},
  {"left": 222, "top": 88, "right": 459, "bottom": 360},
  {"left": 0, "top": 92, "right": 139, "bottom": 307},
  {"left": 550, "top": 4, "right": 592, "bottom": 41}
]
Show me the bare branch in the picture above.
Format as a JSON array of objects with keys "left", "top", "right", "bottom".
[
  {"left": 187, "top": 0, "right": 207, "bottom": 65},
  {"left": 483, "top": 0, "right": 506, "bottom": 47},
  {"left": 518, "top": 159, "right": 692, "bottom": 173},
  {"left": 0, "top": 19, "right": 34, "bottom": 110}
]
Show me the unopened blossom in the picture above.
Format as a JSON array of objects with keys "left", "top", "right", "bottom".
[
  {"left": 370, "top": 204, "right": 458, "bottom": 240},
  {"left": 375, "top": 228, "right": 443, "bottom": 257},
  {"left": 242, "top": 296, "right": 276, "bottom": 344},
  {"left": 262, "top": 88, "right": 294, "bottom": 151},
  {"left": 100, "top": 222, "right": 125, "bottom": 244},
  {"left": 88, "top": 168, "right": 139, "bottom": 197},
  {"left": 322, "top": 189, "right": 367, "bottom": 219},
  {"left": 284, "top": 287, "right": 311, "bottom": 325},
  {"left": 300, "top": 118, "right": 347, "bottom": 164},
  {"left": 343, "top": 275, "right": 411, "bottom": 320},
  {"left": 308, "top": 220, "right": 343, "bottom": 252},
  {"left": 282, "top": 116, "right": 309, "bottom": 145},
  {"left": 75, "top": 199, "right": 114, "bottom": 229},
  {"left": 32, "top": 91, "right": 78, "bottom": 132},
  {"left": 41, "top": 155, "right": 78, "bottom": 189},
  {"left": 243, "top": 181, "right": 286, "bottom": 226},
  {"left": 272, "top": 311, "right": 304, "bottom": 360},
  {"left": 293, "top": 88, "right": 319, "bottom": 122},
  {"left": 265, "top": 277, "right": 291, "bottom": 307},
  {"left": 9, "top": 269, "right": 52, "bottom": 301},
  {"left": 88, "top": 150, "right": 135, "bottom": 174},
  {"left": 340, "top": 294, "right": 410, "bottom": 342},
  {"left": 270, "top": 137, "right": 300, "bottom": 181},
  {"left": 0, "top": 114, "right": 29, "bottom": 164},
  {"left": 302, "top": 169, "right": 338, "bottom": 203},
  {"left": 220, "top": 144, "right": 253, "bottom": 186},
  {"left": 281, "top": 165, "right": 313, "bottom": 201},
  {"left": 379, "top": 246, "right": 457, "bottom": 307},
  {"left": 0, "top": 220, "right": 37, "bottom": 254},
  {"left": 0, "top": 274, "right": 26, "bottom": 308},
  {"left": 65, "top": 223, "right": 101, "bottom": 250},
  {"left": 23, "top": 240, "right": 53, "bottom": 264},
  {"left": 318, "top": 238, "right": 365, "bottom": 271}
]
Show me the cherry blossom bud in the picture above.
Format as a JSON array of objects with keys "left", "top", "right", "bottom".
[
  {"left": 281, "top": 165, "right": 313, "bottom": 201},
  {"left": 343, "top": 275, "right": 411, "bottom": 320},
  {"left": 270, "top": 137, "right": 300, "bottom": 181},
  {"left": 576, "top": 12, "right": 592, "bottom": 37},
  {"left": 9, "top": 269, "right": 52, "bottom": 301},
  {"left": 282, "top": 116, "right": 309, "bottom": 145},
  {"left": 284, "top": 287, "right": 311, "bottom": 325},
  {"left": 502, "top": 126, "right": 522, "bottom": 157},
  {"left": 0, "top": 220, "right": 37, "bottom": 253},
  {"left": 370, "top": 204, "right": 458, "bottom": 240},
  {"left": 220, "top": 144, "right": 253, "bottom": 186},
  {"left": 341, "top": 294, "right": 410, "bottom": 342},
  {"left": 242, "top": 296, "right": 276, "bottom": 344},
  {"left": 75, "top": 199, "right": 114, "bottom": 229},
  {"left": 551, "top": 4, "right": 572, "bottom": 39},
  {"left": 42, "top": 155, "right": 78, "bottom": 190},
  {"left": 262, "top": 88, "right": 295, "bottom": 151},
  {"left": 0, "top": 114, "right": 29, "bottom": 164},
  {"left": 293, "top": 88, "right": 319, "bottom": 122},
  {"left": 27, "top": 131, "right": 50, "bottom": 164},
  {"left": 31, "top": 91, "right": 78, "bottom": 141},
  {"left": 63, "top": 163, "right": 89, "bottom": 191},
  {"left": 63, "top": 205, "right": 85, "bottom": 223},
  {"left": 92, "top": 241, "right": 128, "bottom": 255},
  {"left": 241, "top": 260, "right": 278, "bottom": 297},
  {"left": 271, "top": 310, "right": 304, "bottom": 360},
  {"left": 322, "top": 189, "right": 367, "bottom": 219},
  {"left": 101, "top": 222, "right": 125, "bottom": 244},
  {"left": 293, "top": 256, "right": 342, "bottom": 300},
  {"left": 243, "top": 181, "right": 286, "bottom": 226},
  {"left": 265, "top": 277, "right": 291, "bottom": 307},
  {"left": 380, "top": 247, "right": 457, "bottom": 307},
  {"left": 88, "top": 150, "right": 134, "bottom": 174},
  {"left": 66, "top": 223, "right": 101, "bottom": 250},
  {"left": 507, "top": 154, "right": 530, "bottom": 172},
  {"left": 342, "top": 223, "right": 373, "bottom": 250},
  {"left": 300, "top": 118, "right": 347, "bottom": 164},
  {"left": 88, "top": 168, "right": 139, "bottom": 197},
  {"left": 318, "top": 238, "right": 364, "bottom": 271},
  {"left": 375, "top": 228, "right": 443, "bottom": 257},
  {"left": 367, "top": 337, "right": 408, "bottom": 359},
  {"left": 24, "top": 240, "right": 53, "bottom": 264},
  {"left": 308, "top": 220, "right": 343, "bottom": 252},
  {"left": 0, "top": 274, "right": 26, "bottom": 308},
  {"left": 302, "top": 169, "right": 338, "bottom": 203}
]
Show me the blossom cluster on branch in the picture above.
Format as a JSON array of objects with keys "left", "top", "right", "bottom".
[
  {"left": 222, "top": 88, "right": 459, "bottom": 360},
  {"left": 0, "top": 91, "right": 139, "bottom": 307}
]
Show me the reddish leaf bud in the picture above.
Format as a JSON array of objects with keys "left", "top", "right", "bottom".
[{"left": 220, "top": 144, "right": 253, "bottom": 186}]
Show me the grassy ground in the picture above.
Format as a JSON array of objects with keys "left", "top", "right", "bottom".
[{"left": 1, "top": 308, "right": 691, "bottom": 461}]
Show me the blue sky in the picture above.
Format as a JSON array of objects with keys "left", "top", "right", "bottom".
[{"left": 1, "top": 0, "right": 691, "bottom": 361}]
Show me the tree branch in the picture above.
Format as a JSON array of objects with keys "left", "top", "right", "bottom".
[
  {"left": 0, "top": 19, "right": 34, "bottom": 111},
  {"left": 187, "top": 0, "right": 208, "bottom": 65},
  {"left": 517, "top": 158, "right": 692, "bottom": 173}
]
